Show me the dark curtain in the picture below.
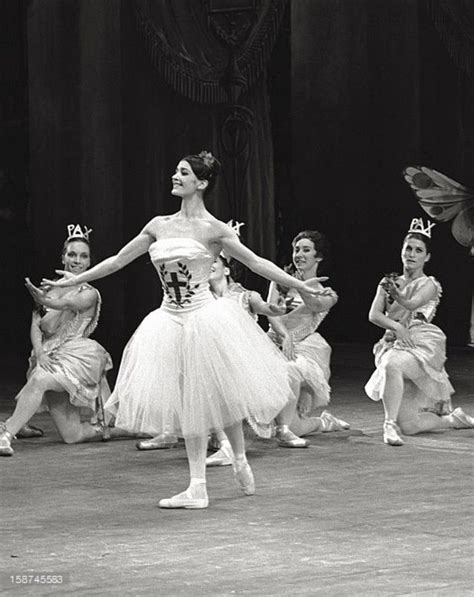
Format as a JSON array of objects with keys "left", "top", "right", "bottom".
[
  {"left": 26, "top": 0, "right": 284, "bottom": 363},
  {"left": 289, "top": 0, "right": 473, "bottom": 346}
]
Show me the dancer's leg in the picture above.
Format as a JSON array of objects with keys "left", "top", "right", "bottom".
[
  {"left": 224, "top": 421, "right": 255, "bottom": 495},
  {"left": 159, "top": 434, "right": 208, "bottom": 509},
  {"left": 46, "top": 392, "right": 104, "bottom": 443},
  {"left": 398, "top": 397, "right": 474, "bottom": 435},
  {"left": 4, "top": 370, "right": 63, "bottom": 436},
  {"left": 224, "top": 421, "right": 246, "bottom": 459}
]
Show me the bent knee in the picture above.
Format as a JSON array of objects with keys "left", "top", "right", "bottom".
[
  {"left": 397, "top": 419, "right": 420, "bottom": 435},
  {"left": 61, "top": 431, "right": 83, "bottom": 444}
]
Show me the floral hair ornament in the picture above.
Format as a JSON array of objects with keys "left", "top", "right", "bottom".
[
  {"left": 220, "top": 219, "right": 245, "bottom": 260},
  {"left": 408, "top": 217, "right": 435, "bottom": 238},
  {"left": 66, "top": 224, "right": 93, "bottom": 242},
  {"left": 199, "top": 150, "right": 216, "bottom": 171}
]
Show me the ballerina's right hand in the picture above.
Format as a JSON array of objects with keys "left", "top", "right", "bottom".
[
  {"left": 300, "top": 277, "right": 329, "bottom": 296},
  {"left": 41, "top": 270, "right": 77, "bottom": 288}
]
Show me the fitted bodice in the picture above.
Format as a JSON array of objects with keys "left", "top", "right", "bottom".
[
  {"left": 384, "top": 275, "right": 441, "bottom": 326},
  {"left": 269, "top": 286, "right": 335, "bottom": 343},
  {"left": 41, "top": 285, "right": 101, "bottom": 354},
  {"left": 149, "top": 238, "right": 216, "bottom": 312}
]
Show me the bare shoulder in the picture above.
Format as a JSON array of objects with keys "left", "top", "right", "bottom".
[
  {"left": 201, "top": 214, "right": 230, "bottom": 233},
  {"left": 143, "top": 213, "right": 179, "bottom": 236}
]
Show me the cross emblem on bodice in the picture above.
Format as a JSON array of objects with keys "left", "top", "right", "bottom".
[
  {"left": 158, "top": 262, "right": 199, "bottom": 307},
  {"left": 165, "top": 272, "right": 187, "bottom": 303}
]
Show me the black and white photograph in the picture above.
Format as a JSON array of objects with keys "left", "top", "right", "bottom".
[{"left": 1, "top": 0, "right": 473, "bottom": 594}]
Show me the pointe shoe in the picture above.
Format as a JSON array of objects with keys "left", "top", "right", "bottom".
[
  {"left": 159, "top": 490, "right": 208, "bottom": 509},
  {"left": 206, "top": 443, "right": 234, "bottom": 466},
  {"left": 233, "top": 461, "right": 255, "bottom": 496},
  {"left": 0, "top": 425, "right": 14, "bottom": 456},
  {"left": 447, "top": 407, "right": 474, "bottom": 429},
  {"left": 319, "top": 411, "right": 350, "bottom": 432},
  {"left": 136, "top": 434, "right": 178, "bottom": 451},
  {"left": 16, "top": 424, "right": 44, "bottom": 438},
  {"left": 383, "top": 420, "right": 404, "bottom": 446},
  {"left": 275, "top": 427, "right": 309, "bottom": 448}
]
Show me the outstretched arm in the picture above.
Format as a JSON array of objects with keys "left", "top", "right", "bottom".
[
  {"left": 41, "top": 220, "right": 158, "bottom": 288},
  {"left": 26, "top": 282, "right": 97, "bottom": 312},
  {"left": 248, "top": 291, "right": 286, "bottom": 317}
]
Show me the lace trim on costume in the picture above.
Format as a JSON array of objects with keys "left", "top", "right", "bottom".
[{"left": 287, "top": 311, "right": 329, "bottom": 343}]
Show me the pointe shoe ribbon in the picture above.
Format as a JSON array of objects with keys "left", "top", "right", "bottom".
[{"left": 159, "top": 493, "right": 208, "bottom": 509}]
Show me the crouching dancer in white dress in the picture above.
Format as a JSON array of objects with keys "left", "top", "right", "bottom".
[
  {"left": 34, "top": 151, "right": 324, "bottom": 509},
  {"left": 0, "top": 227, "right": 115, "bottom": 455},
  {"left": 365, "top": 218, "right": 474, "bottom": 446}
]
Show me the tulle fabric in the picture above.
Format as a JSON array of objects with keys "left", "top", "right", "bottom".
[
  {"left": 365, "top": 322, "right": 454, "bottom": 411},
  {"left": 105, "top": 297, "right": 292, "bottom": 438}
]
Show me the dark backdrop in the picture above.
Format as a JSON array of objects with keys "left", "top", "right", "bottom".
[{"left": 1, "top": 0, "right": 473, "bottom": 373}]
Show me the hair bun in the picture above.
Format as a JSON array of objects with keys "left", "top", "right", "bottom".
[{"left": 198, "top": 150, "right": 221, "bottom": 176}]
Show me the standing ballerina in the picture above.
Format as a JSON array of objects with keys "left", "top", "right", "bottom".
[
  {"left": 28, "top": 151, "right": 324, "bottom": 509},
  {"left": 365, "top": 218, "right": 474, "bottom": 446}
]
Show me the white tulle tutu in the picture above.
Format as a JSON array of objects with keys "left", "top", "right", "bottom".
[{"left": 105, "top": 296, "right": 292, "bottom": 438}]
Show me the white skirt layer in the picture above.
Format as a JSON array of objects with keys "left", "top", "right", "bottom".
[
  {"left": 292, "top": 332, "right": 331, "bottom": 412},
  {"left": 105, "top": 298, "right": 292, "bottom": 437},
  {"left": 365, "top": 322, "right": 454, "bottom": 412},
  {"left": 25, "top": 338, "right": 112, "bottom": 415}
]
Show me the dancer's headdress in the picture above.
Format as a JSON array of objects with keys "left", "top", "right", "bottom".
[
  {"left": 66, "top": 224, "right": 93, "bottom": 242},
  {"left": 407, "top": 217, "right": 435, "bottom": 238}
]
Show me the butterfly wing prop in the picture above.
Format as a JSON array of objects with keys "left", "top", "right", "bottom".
[{"left": 403, "top": 166, "right": 474, "bottom": 248}]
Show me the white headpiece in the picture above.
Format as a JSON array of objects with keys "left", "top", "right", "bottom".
[
  {"left": 66, "top": 224, "right": 93, "bottom": 241},
  {"left": 408, "top": 217, "right": 435, "bottom": 238}
]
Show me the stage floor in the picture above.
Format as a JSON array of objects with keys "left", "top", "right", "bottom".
[{"left": 1, "top": 343, "right": 473, "bottom": 596}]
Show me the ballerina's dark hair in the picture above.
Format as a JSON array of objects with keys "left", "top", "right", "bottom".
[
  {"left": 403, "top": 232, "right": 431, "bottom": 253},
  {"left": 277, "top": 230, "right": 331, "bottom": 296},
  {"left": 182, "top": 150, "right": 222, "bottom": 195}
]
